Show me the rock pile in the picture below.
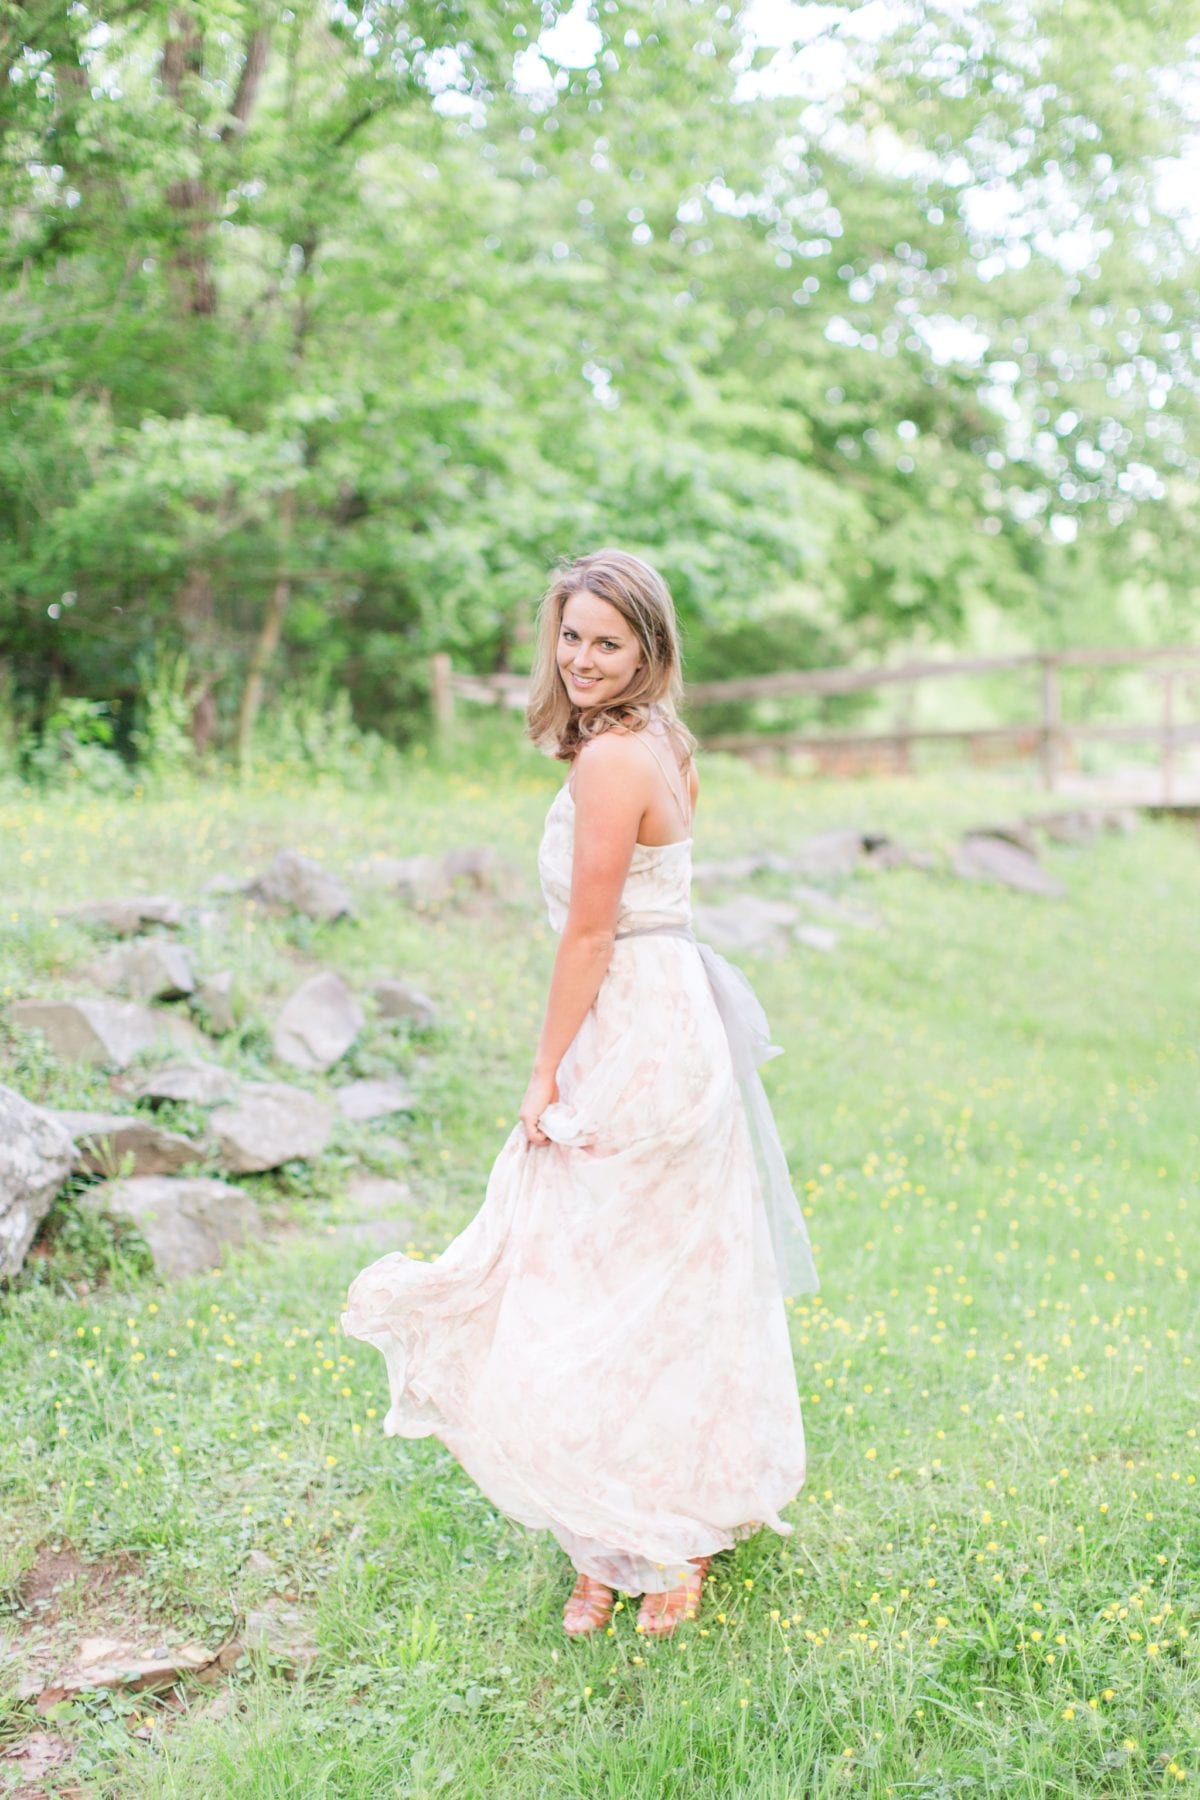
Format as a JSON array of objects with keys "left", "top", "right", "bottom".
[{"left": 2, "top": 848, "right": 452, "bottom": 1280}]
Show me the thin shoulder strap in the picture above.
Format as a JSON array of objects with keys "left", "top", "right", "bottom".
[{"left": 636, "top": 724, "right": 693, "bottom": 832}]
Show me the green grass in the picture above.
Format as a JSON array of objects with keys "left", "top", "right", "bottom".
[{"left": 1, "top": 726, "right": 1197, "bottom": 1797}]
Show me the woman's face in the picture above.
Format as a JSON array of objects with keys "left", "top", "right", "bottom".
[{"left": 556, "top": 589, "right": 643, "bottom": 709}]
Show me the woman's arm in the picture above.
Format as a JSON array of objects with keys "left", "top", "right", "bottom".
[{"left": 519, "top": 732, "right": 650, "bottom": 1145}]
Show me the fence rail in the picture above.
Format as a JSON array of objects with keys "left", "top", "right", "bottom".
[{"left": 429, "top": 644, "right": 1200, "bottom": 800}]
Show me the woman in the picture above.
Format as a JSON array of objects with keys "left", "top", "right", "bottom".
[{"left": 342, "top": 549, "right": 818, "bottom": 1639}]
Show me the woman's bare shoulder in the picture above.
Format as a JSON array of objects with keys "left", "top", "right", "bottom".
[{"left": 575, "top": 725, "right": 645, "bottom": 767}]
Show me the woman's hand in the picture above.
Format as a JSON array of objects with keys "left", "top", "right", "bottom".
[{"left": 519, "top": 1068, "right": 559, "bottom": 1147}]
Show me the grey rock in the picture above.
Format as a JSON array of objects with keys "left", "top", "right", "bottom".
[
  {"left": 249, "top": 849, "right": 354, "bottom": 922},
  {"left": 951, "top": 833, "right": 1066, "bottom": 899},
  {"left": 33, "top": 1632, "right": 241, "bottom": 1705},
  {"left": 47, "top": 1110, "right": 200, "bottom": 1177},
  {"left": 443, "top": 845, "right": 499, "bottom": 889},
  {"left": 795, "top": 923, "right": 840, "bottom": 953},
  {"left": 356, "top": 853, "right": 452, "bottom": 907},
  {"left": 211, "top": 1081, "right": 334, "bottom": 1173},
  {"left": 272, "top": 971, "right": 363, "bottom": 1073},
  {"left": 859, "top": 838, "right": 935, "bottom": 874},
  {"left": 692, "top": 896, "right": 799, "bottom": 956},
  {"left": 86, "top": 938, "right": 196, "bottom": 1002},
  {"left": 0, "top": 1085, "right": 74, "bottom": 1279},
  {"left": 971, "top": 819, "right": 1039, "bottom": 855},
  {"left": 193, "top": 970, "right": 237, "bottom": 1035},
  {"left": 1035, "top": 810, "right": 1095, "bottom": 846},
  {"left": 348, "top": 854, "right": 410, "bottom": 887},
  {"left": 334, "top": 1076, "right": 415, "bottom": 1122},
  {"left": 128, "top": 1060, "right": 238, "bottom": 1107},
  {"left": 239, "top": 1604, "right": 317, "bottom": 1675},
  {"left": 8, "top": 998, "right": 207, "bottom": 1069},
  {"left": 68, "top": 895, "right": 184, "bottom": 936},
  {"left": 372, "top": 980, "right": 438, "bottom": 1028},
  {"left": 80, "top": 1175, "right": 259, "bottom": 1281},
  {"left": 789, "top": 830, "right": 866, "bottom": 881}
]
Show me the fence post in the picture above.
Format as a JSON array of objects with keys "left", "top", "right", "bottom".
[
  {"left": 430, "top": 652, "right": 454, "bottom": 737},
  {"left": 1039, "top": 657, "right": 1060, "bottom": 792},
  {"left": 1161, "top": 671, "right": 1176, "bottom": 805},
  {"left": 892, "top": 681, "right": 916, "bottom": 775}
]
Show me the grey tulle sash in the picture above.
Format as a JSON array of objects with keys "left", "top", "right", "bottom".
[{"left": 613, "top": 922, "right": 820, "bottom": 1299}]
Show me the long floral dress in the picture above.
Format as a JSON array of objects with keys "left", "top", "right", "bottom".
[{"left": 341, "top": 723, "right": 816, "bottom": 1594}]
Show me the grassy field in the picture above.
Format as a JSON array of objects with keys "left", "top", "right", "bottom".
[{"left": 1, "top": 726, "right": 1197, "bottom": 1798}]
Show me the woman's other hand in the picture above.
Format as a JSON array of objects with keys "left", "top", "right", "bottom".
[{"left": 519, "top": 1069, "right": 559, "bottom": 1147}]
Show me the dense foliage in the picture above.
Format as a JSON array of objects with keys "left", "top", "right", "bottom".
[{"left": 2, "top": 0, "right": 1198, "bottom": 754}]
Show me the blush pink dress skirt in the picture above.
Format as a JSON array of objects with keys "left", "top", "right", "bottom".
[{"left": 341, "top": 754, "right": 818, "bottom": 1595}]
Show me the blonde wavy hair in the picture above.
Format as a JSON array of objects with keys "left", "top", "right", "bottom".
[{"left": 525, "top": 549, "right": 696, "bottom": 765}]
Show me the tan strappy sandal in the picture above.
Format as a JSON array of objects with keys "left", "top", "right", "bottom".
[
  {"left": 635, "top": 1556, "right": 712, "bottom": 1638},
  {"left": 562, "top": 1570, "right": 615, "bottom": 1637}
]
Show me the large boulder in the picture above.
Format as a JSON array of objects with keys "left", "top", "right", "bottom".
[
  {"left": 86, "top": 938, "right": 196, "bottom": 1002},
  {"left": 46, "top": 1110, "right": 201, "bottom": 1177},
  {"left": 8, "top": 998, "right": 206, "bottom": 1069},
  {"left": 334, "top": 1076, "right": 414, "bottom": 1122},
  {"left": 271, "top": 972, "right": 363, "bottom": 1073},
  {"left": 211, "top": 1082, "right": 334, "bottom": 1173},
  {"left": 372, "top": 980, "right": 438, "bottom": 1029},
  {"left": 0, "top": 1086, "right": 73, "bottom": 1280},
  {"left": 67, "top": 895, "right": 184, "bottom": 936},
  {"left": 81, "top": 1175, "right": 260, "bottom": 1281},
  {"left": 128, "top": 1061, "right": 237, "bottom": 1106},
  {"left": 951, "top": 833, "right": 1066, "bottom": 899},
  {"left": 249, "top": 850, "right": 354, "bottom": 922}
]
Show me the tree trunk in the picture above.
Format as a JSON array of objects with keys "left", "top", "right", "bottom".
[
  {"left": 236, "top": 204, "right": 312, "bottom": 767},
  {"left": 162, "top": 13, "right": 273, "bottom": 738},
  {"left": 173, "top": 564, "right": 217, "bottom": 752},
  {"left": 236, "top": 488, "right": 296, "bottom": 769},
  {"left": 222, "top": 24, "right": 270, "bottom": 139},
  {"left": 161, "top": 8, "right": 218, "bottom": 315}
]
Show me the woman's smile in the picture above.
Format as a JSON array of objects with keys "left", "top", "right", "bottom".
[{"left": 556, "top": 589, "right": 642, "bottom": 704}]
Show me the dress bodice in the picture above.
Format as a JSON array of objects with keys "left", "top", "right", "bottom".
[{"left": 537, "top": 782, "right": 693, "bottom": 936}]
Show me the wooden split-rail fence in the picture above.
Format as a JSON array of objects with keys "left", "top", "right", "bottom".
[{"left": 429, "top": 644, "right": 1200, "bottom": 802}]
